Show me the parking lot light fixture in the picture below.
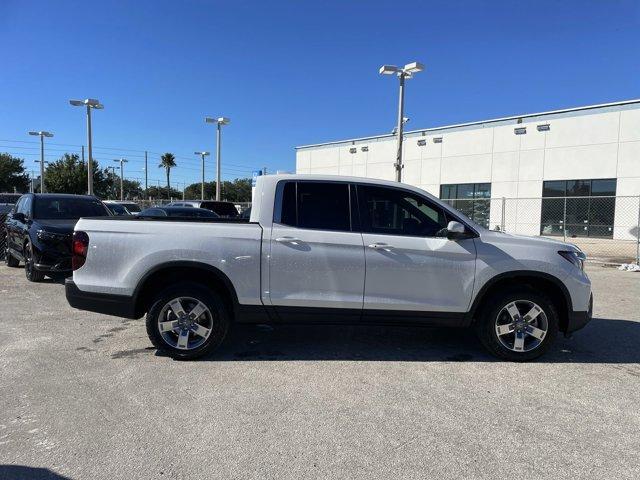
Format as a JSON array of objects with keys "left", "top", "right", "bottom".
[
  {"left": 204, "top": 116, "right": 231, "bottom": 201},
  {"left": 113, "top": 158, "right": 128, "bottom": 200},
  {"left": 28, "top": 131, "right": 54, "bottom": 193},
  {"left": 69, "top": 98, "right": 104, "bottom": 195},
  {"left": 379, "top": 60, "right": 425, "bottom": 182},
  {"left": 194, "top": 151, "right": 210, "bottom": 201}
]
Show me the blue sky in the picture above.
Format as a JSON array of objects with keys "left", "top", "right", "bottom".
[{"left": 1, "top": 0, "right": 638, "bottom": 187}]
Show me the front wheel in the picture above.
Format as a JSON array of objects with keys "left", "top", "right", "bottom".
[
  {"left": 475, "top": 290, "right": 559, "bottom": 361},
  {"left": 145, "top": 283, "right": 230, "bottom": 360},
  {"left": 24, "top": 242, "right": 46, "bottom": 282}
]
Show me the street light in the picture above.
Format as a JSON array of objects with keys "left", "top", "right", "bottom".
[
  {"left": 204, "top": 116, "right": 230, "bottom": 201},
  {"left": 194, "top": 151, "right": 210, "bottom": 201},
  {"left": 33, "top": 159, "right": 49, "bottom": 193},
  {"left": 379, "top": 61, "right": 425, "bottom": 182},
  {"left": 28, "top": 131, "right": 53, "bottom": 193},
  {"left": 69, "top": 98, "right": 104, "bottom": 195},
  {"left": 113, "top": 158, "right": 128, "bottom": 200}
]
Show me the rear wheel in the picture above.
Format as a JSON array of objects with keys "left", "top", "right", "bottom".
[
  {"left": 145, "top": 283, "right": 230, "bottom": 360},
  {"left": 24, "top": 242, "right": 45, "bottom": 282},
  {"left": 475, "top": 290, "right": 558, "bottom": 361}
]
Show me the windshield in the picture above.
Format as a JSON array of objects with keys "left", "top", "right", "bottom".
[
  {"left": 107, "top": 203, "right": 129, "bottom": 215},
  {"left": 123, "top": 203, "right": 141, "bottom": 212},
  {"left": 34, "top": 197, "right": 110, "bottom": 219}
]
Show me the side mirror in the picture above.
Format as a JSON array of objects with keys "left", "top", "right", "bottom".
[
  {"left": 446, "top": 221, "right": 470, "bottom": 240},
  {"left": 12, "top": 212, "right": 26, "bottom": 223}
]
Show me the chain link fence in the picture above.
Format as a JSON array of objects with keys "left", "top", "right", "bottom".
[{"left": 443, "top": 195, "right": 640, "bottom": 264}]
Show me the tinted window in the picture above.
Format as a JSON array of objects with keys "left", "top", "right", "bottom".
[
  {"left": 123, "top": 203, "right": 141, "bottom": 212},
  {"left": 107, "top": 203, "right": 129, "bottom": 215},
  {"left": 140, "top": 208, "right": 166, "bottom": 216},
  {"left": 359, "top": 185, "right": 448, "bottom": 237},
  {"left": 14, "top": 197, "right": 26, "bottom": 215},
  {"left": 279, "top": 182, "right": 297, "bottom": 226},
  {"left": 296, "top": 182, "right": 351, "bottom": 231},
  {"left": 34, "top": 197, "right": 109, "bottom": 219},
  {"left": 201, "top": 202, "right": 238, "bottom": 217}
]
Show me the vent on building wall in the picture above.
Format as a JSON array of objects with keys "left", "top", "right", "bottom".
[
  {"left": 433, "top": 137, "right": 443, "bottom": 143},
  {"left": 361, "top": 146, "right": 369, "bottom": 152},
  {"left": 417, "top": 139, "right": 427, "bottom": 146},
  {"left": 349, "top": 147, "right": 357, "bottom": 154},
  {"left": 514, "top": 127, "right": 527, "bottom": 135},
  {"left": 537, "top": 124, "right": 551, "bottom": 131}
]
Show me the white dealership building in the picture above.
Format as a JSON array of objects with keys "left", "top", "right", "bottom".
[{"left": 295, "top": 99, "right": 640, "bottom": 241}]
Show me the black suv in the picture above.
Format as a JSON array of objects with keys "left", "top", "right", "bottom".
[{"left": 4, "top": 194, "right": 111, "bottom": 281}]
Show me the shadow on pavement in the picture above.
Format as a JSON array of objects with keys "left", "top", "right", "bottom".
[
  {"left": 198, "top": 317, "right": 640, "bottom": 364},
  {"left": 0, "top": 465, "right": 71, "bottom": 480}
]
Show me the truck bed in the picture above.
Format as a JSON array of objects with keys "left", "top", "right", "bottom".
[{"left": 72, "top": 217, "right": 263, "bottom": 305}]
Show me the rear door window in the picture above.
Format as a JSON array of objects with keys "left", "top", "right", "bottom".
[{"left": 276, "top": 181, "right": 352, "bottom": 232}]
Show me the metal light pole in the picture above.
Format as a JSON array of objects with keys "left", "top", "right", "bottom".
[
  {"left": 113, "top": 158, "right": 128, "bottom": 200},
  {"left": 205, "top": 116, "right": 230, "bottom": 201},
  {"left": 70, "top": 98, "right": 103, "bottom": 195},
  {"left": 144, "top": 151, "right": 148, "bottom": 194},
  {"left": 33, "top": 160, "right": 48, "bottom": 192},
  {"left": 28, "top": 131, "right": 53, "bottom": 193},
  {"left": 379, "top": 62, "right": 425, "bottom": 182},
  {"left": 194, "top": 151, "right": 210, "bottom": 200}
]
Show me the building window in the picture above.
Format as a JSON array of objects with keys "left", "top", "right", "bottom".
[
  {"left": 541, "top": 179, "right": 616, "bottom": 238},
  {"left": 439, "top": 183, "right": 491, "bottom": 228}
]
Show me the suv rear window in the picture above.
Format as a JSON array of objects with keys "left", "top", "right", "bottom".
[
  {"left": 34, "top": 197, "right": 110, "bottom": 219},
  {"left": 277, "top": 181, "right": 351, "bottom": 232}
]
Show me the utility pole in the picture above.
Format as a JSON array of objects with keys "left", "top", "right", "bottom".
[
  {"left": 379, "top": 62, "right": 424, "bottom": 182},
  {"left": 113, "top": 158, "right": 128, "bottom": 200},
  {"left": 144, "top": 151, "right": 148, "bottom": 194}
]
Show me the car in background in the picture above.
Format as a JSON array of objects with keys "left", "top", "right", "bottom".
[
  {"left": 4, "top": 193, "right": 112, "bottom": 281},
  {"left": 103, "top": 200, "right": 142, "bottom": 215},
  {"left": 103, "top": 201, "right": 131, "bottom": 216},
  {"left": 165, "top": 200, "right": 239, "bottom": 218},
  {"left": 138, "top": 206, "right": 220, "bottom": 218}
]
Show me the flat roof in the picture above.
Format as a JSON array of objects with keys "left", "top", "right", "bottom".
[{"left": 296, "top": 98, "right": 640, "bottom": 150}]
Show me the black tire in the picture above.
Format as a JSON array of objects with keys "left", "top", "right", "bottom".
[
  {"left": 5, "top": 248, "right": 20, "bottom": 267},
  {"left": 24, "top": 242, "right": 46, "bottom": 282},
  {"left": 145, "top": 283, "right": 230, "bottom": 360},
  {"left": 475, "top": 289, "right": 559, "bottom": 362}
]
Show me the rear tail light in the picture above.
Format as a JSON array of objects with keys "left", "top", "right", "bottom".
[{"left": 72, "top": 231, "right": 89, "bottom": 271}]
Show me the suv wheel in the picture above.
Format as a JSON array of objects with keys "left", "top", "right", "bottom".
[
  {"left": 24, "top": 242, "right": 46, "bottom": 282},
  {"left": 5, "top": 248, "right": 20, "bottom": 267},
  {"left": 476, "top": 290, "right": 558, "bottom": 361},
  {"left": 145, "top": 283, "right": 230, "bottom": 360}
]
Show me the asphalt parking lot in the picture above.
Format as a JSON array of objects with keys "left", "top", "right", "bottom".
[{"left": 1, "top": 264, "right": 639, "bottom": 480}]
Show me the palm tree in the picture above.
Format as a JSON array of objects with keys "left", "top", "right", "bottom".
[{"left": 158, "top": 153, "right": 176, "bottom": 199}]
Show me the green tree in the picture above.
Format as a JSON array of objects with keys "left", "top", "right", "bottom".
[
  {"left": 145, "top": 185, "right": 182, "bottom": 200},
  {"left": 158, "top": 153, "right": 177, "bottom": 200},
  {"left": 184, "top": 178, "right": 252, "bottom": 202},
  {"left": 0, "top": 153, "right": 30, "bottom": 193},
  {"left": 44, "top": 153, "right": 111, "bottom": 197}
]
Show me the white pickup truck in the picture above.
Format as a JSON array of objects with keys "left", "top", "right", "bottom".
[{"left": 66, "top": 174, "right": 592, "bottom": 361}]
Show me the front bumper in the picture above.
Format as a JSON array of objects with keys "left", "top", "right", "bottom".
[
  {"left": 65, "top": 280, "right": 139, "bottom": 319},
  {"left": 566, "top": 293, "right": 593, "bottom": 334}
]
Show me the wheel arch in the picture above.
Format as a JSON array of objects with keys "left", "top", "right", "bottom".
[
  {"left": 132, "top": 261, "right": 240, "bottom": 320},
  {"left": 468, "top": 270, "right": 572, "bottom": 332}
]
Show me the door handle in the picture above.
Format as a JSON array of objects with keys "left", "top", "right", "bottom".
[
  {"left": 368, "top": 243, "right": 394, "bottom": 250},
  {"left": 275, "top": 236, "right": 301, "bottom": 243}
]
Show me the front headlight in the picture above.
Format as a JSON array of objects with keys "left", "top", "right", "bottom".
[{"left": 558, "top": 250, "right": 586, "bottom": 270}]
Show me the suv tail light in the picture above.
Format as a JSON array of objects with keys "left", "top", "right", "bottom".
[{"left": 72, "top": 231, "right": 89, "bottom": 270}]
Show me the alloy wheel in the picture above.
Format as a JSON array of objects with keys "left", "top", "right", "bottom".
[
  {"left": 494, "top": 300, "right": 549, "bottom": 353},
  {"left": 157, "top": 297, "right": 215, "bottom": 350}
]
